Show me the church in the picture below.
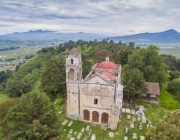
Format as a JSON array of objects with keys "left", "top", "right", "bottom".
[{"left": 66, "top": 48, "right": 123, "bottom": 130}]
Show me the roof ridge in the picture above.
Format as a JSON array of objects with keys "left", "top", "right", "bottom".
[{"left": 69, "top": 47, "right": 80, "bottom": 55}]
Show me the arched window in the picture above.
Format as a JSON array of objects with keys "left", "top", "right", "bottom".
[
  {"left": 71, "top": 59, "right": 73, "bottom": 64},
  {"left": 83, "top": 110, "right": 90, "bottom": 121},
  {"left": 92, "top": 111, "right": 99, "bottom": 122},
  {"left": 101, "top": 113, "right": 109, "bottom": 124},
  {"left": 69, "top": 69, "right": 74, "bottom": 80}
]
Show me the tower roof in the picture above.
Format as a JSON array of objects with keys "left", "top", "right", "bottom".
[{"left": 69, "top": 47, "right": 80, "bottom": 55}]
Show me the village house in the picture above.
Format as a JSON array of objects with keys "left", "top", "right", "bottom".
[
  {"left": 141, "top": 82, "right": 160, "bottom": 104},
  {"left": 66, "top": 48, "right": 123, "bottom": 130}
]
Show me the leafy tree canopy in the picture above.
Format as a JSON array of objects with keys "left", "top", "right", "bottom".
[
  {"left": 7, "top": 81, "right": 32, "bottom": 97},
  {"left": 146, "top": 110, "right": 180, "bottom": 140},
  {"left": 169, "top": 70, "right": 180, "bottom": 81},
  {"left": 167, "top": 78, "right": 180, "bottom": 100},
  {"left": 161, "top": 54, "right": 180, "bottom": 71},
  {"left": 41, "top": 56, "right": 66, "bottom": 94},
  {"left": 127, "top": 45, "right": 168, "bottom": 86},
  {"left": 122, "top": 67, "right": 147, "bottom": 102},
  {"left": 0, "top": 92, "right": 59, "bottom": 140},
  {"left": 0, "top": 98, "right": 20, "bottom": 121},
  {"left": 93, "top": 49, "right": 111, "bottom": 63}
]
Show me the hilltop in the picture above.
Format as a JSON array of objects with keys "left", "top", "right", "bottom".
[
  {"left": 1, "top": 29, "right": 180, "bottom": 43},
  {"left": 109, "top": 29, "right": 180, "bottom": 43},
  {"left": 0, "top": 30, "right": 107, "bottom": 41}
]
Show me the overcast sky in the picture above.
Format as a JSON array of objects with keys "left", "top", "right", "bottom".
[{"left": 0, "top": 0, "right": 179, "bottom": 35}]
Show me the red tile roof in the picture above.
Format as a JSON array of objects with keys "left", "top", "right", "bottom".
[
  {"left": 99, "top": 71, "right": 117, "bottom": 84},
  {"left": 96, "top": 61, "right": 119, "bottom": 70}
]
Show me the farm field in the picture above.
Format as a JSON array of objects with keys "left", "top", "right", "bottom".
[
  {"left": 0, "top": 46, "right": 41, "bottom": 61},
  {"left": 159, "top": 48, "right": 180, "bottom": 59}
]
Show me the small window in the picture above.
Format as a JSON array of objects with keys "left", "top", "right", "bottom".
[
  {"left": 94, "top": 99, "right": 98, "bottom": 104},
  {"left": 71, "top": 59, "right": 73, "bottom": 64}
]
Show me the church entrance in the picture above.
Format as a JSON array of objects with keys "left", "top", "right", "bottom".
[
  {"left": 83, "top": 110, "right": 90, "bottom": 121},
  {"left": 92, "top": 111, "right": 99, "bottom": 122},
  {"left": 101, "top": 113, "right": 109, "bottom": 124}
]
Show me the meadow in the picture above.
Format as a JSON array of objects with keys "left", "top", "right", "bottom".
[
  {"left": 0, "top": 46, "right": 41, "bottom": 61},
  {"left": 159, "top": 48, "right": 180, "bottom": 59}
]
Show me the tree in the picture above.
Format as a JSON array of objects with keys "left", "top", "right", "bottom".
[
  {"left": 123, "top": 67, "right": 147, "bottom": 102},
  {"left": 176, "top": 59, "right": 180, "bottom": 71},
  {"left": 93, "top": 49, "right": 111, "bottom": 63},
  {"left": 169, "top": 71, "right": 180, "bottom": 80},
  {"left": 82, "top": 54, "right": 93, "bottom": 78},
  {"left": 128, "top": 41, "right": 135, "bottom": 48},
  {"left": 8, "top": 81, "right": 32, "bottom": 97},
  {"left": 0, "top": 92, "right": 59, "bottom": 140},
  {"left": 0, "top": 71, "right": 11, "bottom": 91},
  {"left": 127, "top": 45, "right": 168, "bottom": 86},
  {"left": 0, "top": 98, "right": 20, "bottom": 121},
  {"left": 0, "top": 71, "right": 9, "bottom": 83},
  {"left": 160, "top": 54, "right": 178, "bottom": 71},
  {"left": 167, "top": 78, "right": 180, "bottom": 100},
  {"left": 119, "top": 46, "right": 132, "bottom": 65},
  {"left": 41, "top": 56, "right": 66, "bottom": 94},
  {"left": 146, "top": 110, "right": 180, "bottom": 140}
]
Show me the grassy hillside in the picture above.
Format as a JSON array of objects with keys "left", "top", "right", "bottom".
[
  {"left": 160, "top": 85, "right": 180, "bottom": 110},
  {"left": 6, "top": 53, "right": 51, "bottom": 91},
  {"left": 0, "top": 92, "right": 9, "bottom": 104}
]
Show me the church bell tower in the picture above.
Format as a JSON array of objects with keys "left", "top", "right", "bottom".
[{"left": 66, "top": 47, "right": 82, "bottom": 119}]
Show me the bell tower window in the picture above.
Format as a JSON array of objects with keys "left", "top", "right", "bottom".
[
  {"left": 71, "top": 59, "right": 73, "bottom": 64},
  {"left": 69, "top": 69, "right": 74, "bottom": 80}
]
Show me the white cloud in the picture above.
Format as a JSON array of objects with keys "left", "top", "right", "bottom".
[{"left": 0, "top": 0, "right": 180, "bottom": 35}]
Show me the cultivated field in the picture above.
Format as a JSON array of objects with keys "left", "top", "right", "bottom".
[{"left": 159, "top": 48, "right": 180, "bottom": 59}]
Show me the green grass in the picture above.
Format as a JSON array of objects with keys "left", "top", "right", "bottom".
[
  {"left": 159, "top": 48, "right": 180, "bottom": 59},
  {"left": 159, "top": 84, "right": 180, "bottom": 110},
  {"left": 0, "top": 92, "right": 9, "bottom": 104},
  {"left": 55, "top": 99, "right": 165, "bottom": 140},
  {"left": 0, "top": 47, "right": 40, "bottom": 60},
  {"left": 160, "top": 90, "right": 180, "bottom": 110}
]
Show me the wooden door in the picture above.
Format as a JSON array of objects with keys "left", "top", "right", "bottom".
[
  {"left": 101, "top": 113, "right": 109, "bottom": 124},
  {"left": 83, "top": 110, "right": 90, "bottom": 121},
  {"left": 92, "top": 111, "right": 99, "bottom": 122}
]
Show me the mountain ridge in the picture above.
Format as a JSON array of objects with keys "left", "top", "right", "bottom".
[
  {"left": 0, "top": 30, "right": 107, "bottom": 41},
  {"left": 0, "top": 29, "right": 180, "bottom": 43},
  {"left": 110, "top": 29, "right": 180, "bottom": 43}
]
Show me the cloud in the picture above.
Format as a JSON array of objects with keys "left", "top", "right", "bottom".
[{"left": 0, "top": 0, "right": 180, "bottom": 35}]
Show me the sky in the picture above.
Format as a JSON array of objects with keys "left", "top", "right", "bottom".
[{"left": 0, "top": 0, "right": 180, "bottom": 36}]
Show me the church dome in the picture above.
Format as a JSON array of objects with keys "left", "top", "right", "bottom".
[{"left": 96, "top": 61, "right": 119, "bottom": 70}]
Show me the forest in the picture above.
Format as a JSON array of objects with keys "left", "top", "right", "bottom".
[{"left": 0, "top": 39, "right": 180, "bottom": 139}]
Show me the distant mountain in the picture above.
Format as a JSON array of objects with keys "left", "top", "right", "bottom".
[
  {"left": 0, "top": 30, "right": 107, "bottom": 41},
  {"left": 1, "top": 29, "right": 180, "bottom": 43},
  {"left": 109, "top": 29, "right": 180, "bottom": 43}
]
